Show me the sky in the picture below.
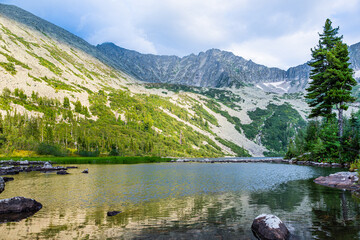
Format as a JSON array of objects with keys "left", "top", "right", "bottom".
[{"left": 1, "top": 0, "right": 360, "bottom": 69}]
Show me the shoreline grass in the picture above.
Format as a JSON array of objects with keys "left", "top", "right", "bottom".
[{"left": 0, "top": 156, "right": 172, "bottom": 164}]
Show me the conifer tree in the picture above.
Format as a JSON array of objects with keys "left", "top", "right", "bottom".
[
  {"left": 306, "top": 19, "right": 356, "bottom": 138},
  {"left": 324, "top": 41, "right": 356, "bottom": 137}
]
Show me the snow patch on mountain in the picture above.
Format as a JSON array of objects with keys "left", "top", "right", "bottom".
[{"left": 256, "top": 81, "right": 290, "bottom": 93}]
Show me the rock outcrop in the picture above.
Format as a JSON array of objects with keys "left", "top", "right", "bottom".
[
  {"left": 0, "top": 197, "right": 42, "bottom": 223},
  {"left": 314, "top": 172, "right": 360, "bottom": 191},
  {"left": 251, "top": 214, "right": 290, "bottom": 240},
  {"left": 0, "top": 197, "right": 42, "bottom": 214}
]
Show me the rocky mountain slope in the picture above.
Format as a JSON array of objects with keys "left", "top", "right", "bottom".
[
  {"left": 0, "top": 4, "right": 312, "bottom": 157},
  {"left": 97, "top": 40, "right": 360, "bottom": 94},
  {"left": 97, "top": 43, "right": 311, "bottom": 93}
]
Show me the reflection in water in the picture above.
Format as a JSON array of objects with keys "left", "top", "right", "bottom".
[{"left": 0, "top": 163, "right": 359, "bottom": 239}]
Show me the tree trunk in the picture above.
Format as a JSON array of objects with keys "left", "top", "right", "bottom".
[{"left": 338, "top": 106, "right": 344, "bottom": 138}]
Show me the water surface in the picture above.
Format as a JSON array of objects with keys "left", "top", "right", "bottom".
[{"left": 1, "top": 163, "right": 360, "bottom": 239}]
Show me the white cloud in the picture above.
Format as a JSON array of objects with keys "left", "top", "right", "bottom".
[
  {"left": 226, "top": 30, "right": 319, "bottom": 69},
  {"left": 2, "top": 0, "right": 360, "bottom": 68}
]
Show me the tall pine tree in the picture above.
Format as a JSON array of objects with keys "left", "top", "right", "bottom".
[
  {"left": 306, "top": 19, "right": 342, "bottom": 119},
  {"left": 323, "top": 41, "right": 356, "bottom": 137},
  {"left": 306, "top": 19, "right": 356, "bottom": 139}
]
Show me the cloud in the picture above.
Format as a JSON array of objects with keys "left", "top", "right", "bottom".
[
  {"left": 226, "top": 30, "right": 319, "bottom": 69},
  {"left": 2, "top": 0, "right": 360, "bottom": 68}
]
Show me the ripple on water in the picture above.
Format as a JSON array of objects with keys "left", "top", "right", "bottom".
[{"left": 0, "top": 162, "right": 356, "bottom": 240}]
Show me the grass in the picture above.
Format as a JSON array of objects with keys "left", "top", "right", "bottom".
[
  {"left": 0, "top": 156, "right": 173, "bottom": 164},
  {"left": 0, "top": 50, "right": 31, "bottom": 70},
  {"left": 26, "top": 51, "right": 62, "bottom": 76},
  {"left": 0, "top": 62, "right": 16, "bottom": 75},
  {"left": 215, "top": 137, "right": 250, "bottom": 157}
]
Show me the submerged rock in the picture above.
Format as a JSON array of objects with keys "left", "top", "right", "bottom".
[
  {"left": 251, "top": 214, "right": 290, "bottom": 240},
  {"left": 3, "top": 177, "right": 14, "bottom": 182},
  {"left": 56, "top": 170, "right": 69, "bottom": 175},
  {"left": 107, "top": 211, "right": 121, "bottom": 216},
  {"left": 0, "top": 177, "right": 4, "bottom": 194},
  {"left": 0, "top": 197, "right": 42, "bottom": 223}
]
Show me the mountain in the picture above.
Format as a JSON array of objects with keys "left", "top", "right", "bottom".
[
  {"left": 0, "top": 4, "right": 119, "bottom": 70},
  {"left": 97, "top": 43, "right": 311, "bottom": 93},
  {"left": 97, "top": 41, "right": 360, "bottom": 93},
  {"left": 350, "top": 42, "right": 360, "bottom": 75},
  {"left": 0, "top": 4, "right": 310, "bottom": 158}
]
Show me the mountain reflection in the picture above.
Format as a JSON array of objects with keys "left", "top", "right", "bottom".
[{"left": 0, "top": 163, "right": 359, "bottom": 239}]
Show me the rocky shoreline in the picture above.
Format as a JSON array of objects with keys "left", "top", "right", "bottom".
[
  {"left": 173, "top": 157, "right": 350, "bottom": 168},
  {"left": 0, "top": 160, "right": 72, "bottom": 175},
  {"left": 0, "top": 160, "right": 80, "bottom": 223}
]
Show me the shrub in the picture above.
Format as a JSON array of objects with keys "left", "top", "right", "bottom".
[{"left": 36, "top": 143, "right": 65, "bottom": 157}]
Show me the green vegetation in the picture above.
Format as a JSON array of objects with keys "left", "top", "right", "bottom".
[
  {"left": 241, "top": 103, "right": 306, "bottom": 156},
  {"left": 306, "top": 18, "right": 356, "bottom": 138},
  {"left": 204, "top": 99, "right": 242, "bottom": 134},
  {"left": 26, "top": 51, "right": 63, "bottom": 76},
  {"left": 0, "top": 62, "right": 16, "bottom": 75},
  {"left": 41, "top": 76, "right": 78, "bottom": 92},
  {"left": 286, "top": 113, "right": 360, "bottom": 163},
  {"left": 0, "top": 50, "right": 31, "bottom": 70},
  {"left": 0, "top": 24, "right": 39, "bottom": 50},
  {"left": 215, "top": 137, "right": 250, "bottom": 157},
  {"left": 145, "top": 83, "right": 243, "bottom": 110},
  {"left": 287, "top": 19, "right": 358, "bottom": 163},
  {"left": 0, "top": 88, "right": 225, "bottom": 158}
]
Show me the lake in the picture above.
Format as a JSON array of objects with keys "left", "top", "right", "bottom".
[{"left": 1, "top": 162, "right": 360, "bottom": 239}]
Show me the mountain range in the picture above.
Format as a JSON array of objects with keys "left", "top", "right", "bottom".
[
  {"left": 96, "top": 41, "right": 360, "bottom": 93},
  {"left": 1, "top": 3, "right": 359, "bottom": 94},
  {"left": 0, "top": 3, "right": 357, "bottom": 158}
]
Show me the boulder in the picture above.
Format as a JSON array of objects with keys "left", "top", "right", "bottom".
[
  {"left": 82, "top": 168, "right": 89, "bottom": 174},
  {"left": 0, "top": 197, "right": 42, "bottom": 214},
  {"left": 43, "top": 162, "right": 53, "bottom": 169},
  {"left": 314, "top": 172, "right": 360, "bottom": 191},
  {"left": 107, "top": 211, "right": 121, "bottom": 216},
  {"left": 19, "top": 160, "right": 29, "bottom": 165},
  {"left": 251, "top": 214, "right": 290, "bottom": 240},
  {"left": 0, "top": 166, "right": 20, "bottom": 175},
  {"left": 0, "top": 197, "right": 42, "bottom": 223},
  {"left": 56, "top": 170, "right": 69, "bottom": 175},
  {"left": 3, "top": 177, "right": 14, "bottom": 182},
  {"left": 0, "top": 177, "right": 4, "bottom": 194}
]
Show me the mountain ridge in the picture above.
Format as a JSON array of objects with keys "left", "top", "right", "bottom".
[
  {"left": 97, "top": 42, "right": 311, "bottom": 92},
  {"left": 97, "top": 40, "right": 359, "bottom": 93},
  {"left": 0, "top": 3, "right": 122, "bottom": 72}
]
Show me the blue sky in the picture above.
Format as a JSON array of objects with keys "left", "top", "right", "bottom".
[{"left": 1, "top": 0, "right": 360, "bottom": 69}]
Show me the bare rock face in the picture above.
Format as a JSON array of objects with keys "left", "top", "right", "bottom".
[
  {"left": 0, "top": 177, "right": 4, "bottom": 194},
  {"left": 0, "top": 197, "right": 42, "bottom": 223},
  {"left": 251, "top": 214, "right": 290, "bottom": 240}
]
